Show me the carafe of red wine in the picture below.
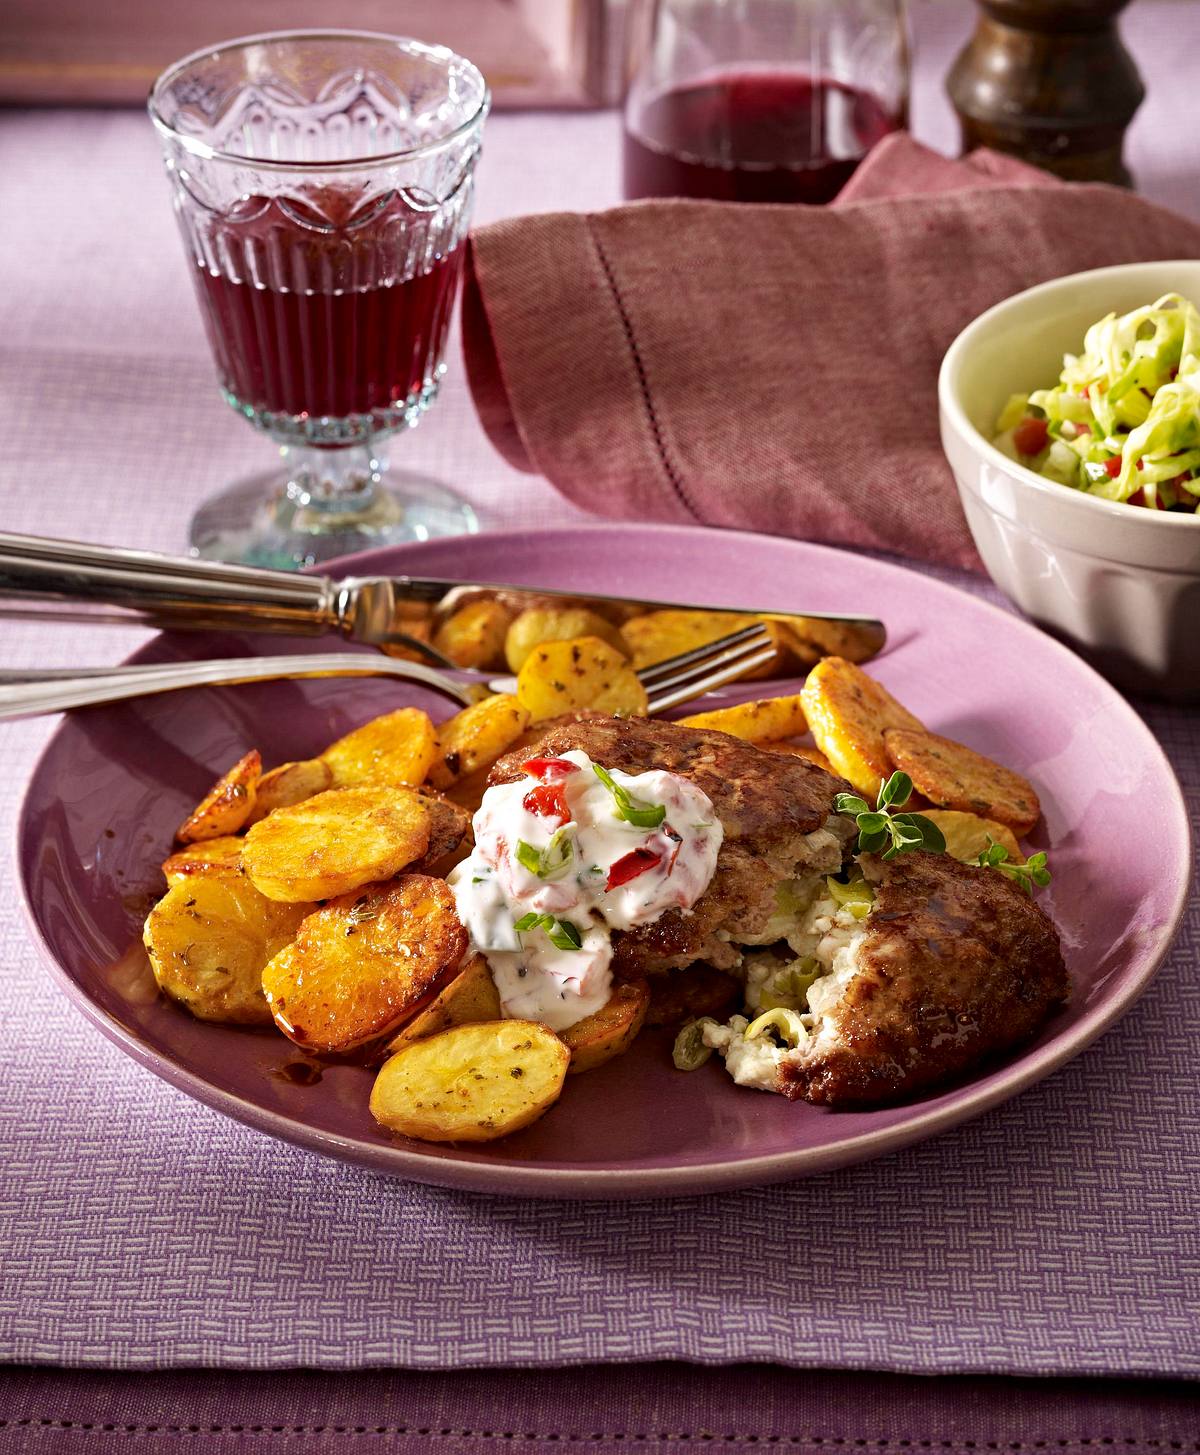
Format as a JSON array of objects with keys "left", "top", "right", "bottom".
[{"left": 622, "top": 0, "right": 909, "bottom": 205}]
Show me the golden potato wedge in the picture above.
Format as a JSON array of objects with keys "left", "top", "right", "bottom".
[
  {"left": 176, "top": 750, "right": 261, "bottom": 844},
  {"left": 241, "top": 786, "right": 432, "bottom": 902},
  {"left": 387, "top": 953, "right": 502, "bottom": 1050},
  {"left": 621, "top": 610, "right": 788, "bottom": 679},
  {"left": 321, "top": 707, "right": 438, "bottom": 789},
  {"left": 920, "top": 810, "right": 1024, "bottom": 866},
  {"left": 761, "top": 740, "right": 836, "bottom": 774},
  {"left": 370, "top": 1020, "right": 569, "bottom": 1143},
  {"left": 432, "top": 598, "right": 514, "bottom": 670},
  {"left": 679, "top": 693, "right": 809, "bottom": 744},
  {"left": 559, "top": 981, "right": 650, "bottom": 1075},
  {"left": 643, "top": 966, "right": 743, "bottom": 1027},
  {"left": 244, "top": 758, "right": 332, "bottom": 826},
  {"left": 504, "top": 607, "right": 629, "bottom": 675},
  {"left": 261, "top": 876, "right": 467, "bottom": 1054},
  {"left": 883, "top": 728, "right": 1041, "bottom": 836},
  {"left": 162, "top": 835, "right": 244, "bottom": 886},
  {"left": 427, "top": 694, "right": 531, "bottom": 789},
  {"left": 144, "top": 875, "right": 312, "bottom": 1025},
  {"left": 517, "top": 637, "right": 648, "bottom": 722},
  {"left": 800, "top": 657, "right": 924, "bottom": 799}
]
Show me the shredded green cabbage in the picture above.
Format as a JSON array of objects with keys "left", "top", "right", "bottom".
[{"left": 992, "top": 292, "right": 1200, "bottom": 512}]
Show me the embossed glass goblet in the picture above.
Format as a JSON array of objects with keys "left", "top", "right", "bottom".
[{"left": 150, "top": 31, "right": 489, "bottom": 567}]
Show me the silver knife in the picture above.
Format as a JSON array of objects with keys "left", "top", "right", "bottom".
[{"left": 0, "top": 532, "right": 886, "bottom": 670}]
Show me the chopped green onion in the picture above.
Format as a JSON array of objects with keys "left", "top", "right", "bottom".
[
  {"left": 515, "top": 828, "right": 574, "bottom": 881},
  {"left": 512, "top": 911, "right": 583, "bottom": 951},
  {"left": 592, "top": 763, "right": 666, "bottom": 829}
]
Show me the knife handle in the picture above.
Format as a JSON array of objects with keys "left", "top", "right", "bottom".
[{"left": 0, "top": 531, "right": 341, "bottom": 638}]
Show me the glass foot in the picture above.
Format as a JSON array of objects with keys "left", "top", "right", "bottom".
[{"left": 189, "top": 463, "right": 481, "bottom": 569}]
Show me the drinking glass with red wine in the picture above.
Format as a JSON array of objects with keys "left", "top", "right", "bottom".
[
  {"left": 623, "top": 0, "right": 908, "bottom": 205},
  {"left": 150, "top": 31, "right": 489, "bottom": 567}
]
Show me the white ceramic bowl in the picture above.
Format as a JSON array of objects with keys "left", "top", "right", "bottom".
[{"left": 939, "top": 260, "right": 1200, "bottom": 700}]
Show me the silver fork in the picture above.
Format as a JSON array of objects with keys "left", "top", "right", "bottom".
[{"left": 0, "top": 624, "right": 777, "bottom": 722}]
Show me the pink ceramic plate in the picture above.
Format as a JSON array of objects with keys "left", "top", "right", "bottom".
[{"left": 17, "top": 526, "right": 1191, "bottom": 1199}]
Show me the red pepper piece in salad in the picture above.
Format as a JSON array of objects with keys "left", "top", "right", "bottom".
[{"left": 1012, "top": 416, "right": 1049, "bottom": 456}]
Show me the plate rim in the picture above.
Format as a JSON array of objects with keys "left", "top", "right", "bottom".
[{"left": 17, "top": 524, "right": 1193, "bottom": 1199}]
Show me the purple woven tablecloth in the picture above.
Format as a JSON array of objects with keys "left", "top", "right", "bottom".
[{"left": 0, "top": 1, "right": 1198, "bottom": 1379}]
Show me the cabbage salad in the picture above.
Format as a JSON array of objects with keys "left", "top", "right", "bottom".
[{"left": 993, "top": 292, "right": 1200, "bottom": 513}]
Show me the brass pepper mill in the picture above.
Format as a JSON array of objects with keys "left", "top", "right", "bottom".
[{"left": 947, "top": 0, "right": 1145, "bottom": 186}]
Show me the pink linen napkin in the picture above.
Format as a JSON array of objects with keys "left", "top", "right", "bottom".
[{"left": 462, "top": 136, "right": 1200, "bottom": 571}]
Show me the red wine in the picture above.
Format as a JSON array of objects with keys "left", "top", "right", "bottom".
[
  {"left": 189, "top": 189, "right": 464, "bottom": 423},
  {"left": 623, "top": 71, "right": 899, "bottom": 205}
]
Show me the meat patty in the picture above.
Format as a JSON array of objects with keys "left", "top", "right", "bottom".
[
  {"left": 779, "top": 850, "right": 1069, "bottom": 1107},
  {"left": 490, "top": 715, "right": 856, "bottom": 976}
]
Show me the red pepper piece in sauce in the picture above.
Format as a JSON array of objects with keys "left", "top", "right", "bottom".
[
  {"left": 1104, "top": 456, "right": 1123, "bottom": 478},
  {"left": 522, "top": 757, "right": 578, "bottom": 780},
  {"left": 606, "top": 847, "right": 662, "bottom": 890},
  {"left": 1013, "top": 416, "right": 1049, "bottom": 456},
  {"left": 523, "top": 782, "right": 571, "bottom": 821}
]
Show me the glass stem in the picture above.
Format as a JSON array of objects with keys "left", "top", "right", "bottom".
[{"left": 282, "top": 440, "right": 388, "bottom": 516}]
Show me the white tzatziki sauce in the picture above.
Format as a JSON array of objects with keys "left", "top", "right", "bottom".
[{"left": 448, "top": 749, "right": 723, "bottom": 1031}]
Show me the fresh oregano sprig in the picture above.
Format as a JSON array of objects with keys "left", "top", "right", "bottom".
[
  {"left": 977, "top": 839, "right": 1051, "bottom": 896},
  {"left": 834, "top": 772, "right": 947, "bottom": 860}
]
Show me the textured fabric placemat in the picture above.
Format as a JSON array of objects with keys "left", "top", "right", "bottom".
[{"left": 1, "top": 2, "right": 1199, "bottom": 1378}]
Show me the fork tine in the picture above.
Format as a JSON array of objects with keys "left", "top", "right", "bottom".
[
  {"left": 647, "top": 644, "right": 780, "bottom": 715},
  {"left": 639, "top": 625, "right": 775, "bottom": 697},
  {"left": 635, "top": 623, "right": 771, "bottom": 687}
]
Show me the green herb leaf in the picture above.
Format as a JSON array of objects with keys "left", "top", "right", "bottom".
[
  {"left": 878, "top": 771, "right": 913, "bottom": 809},
  {"left": 975, "top": 839, "right": 1052, "bottom": 895},
  {"left": 514, "top": 911, "right": 543, "bottom": 932},
  {"left": 837, "top": 775, "right": 948, "bottom": 861},
  {"left": 833, "top": 792, "right": 870, "bottom": 817},
  {"left": 593, "top": 763, "right": 666, "bottom": 829}
]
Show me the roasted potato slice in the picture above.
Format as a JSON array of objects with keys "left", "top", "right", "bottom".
[
  {"left": 144, "top": 875, "right": 312, "bottom": 1025},
  {"left": 176, "top": 750, "right": 261, "bottom": 844},
  {"left": 162, "top": 835, "right": 244, "bottom": 886},
  {"left": 505, "top": 607, "right": 629, "bottom": 675},
  {"left": 262, "top": 876, "right": 467, "bottom": 1054},
  {"left": 800, "top": 657, "right": 924, "bottom": 798},
  {"left": 761, "top": 740, "right": 836, "bottom": 773},
  {"left": 770, "top": 615, "right": 881, "bottom": 667},
  {"left": 643, "top": 965, "right": 743, "bottom": 1027},
  {"left": 559, "top": 981, "right": 650, "bottom": 1074},
  {"left": 387, "top": 952, "right": 502, "bottom": 1050},
  {"left": 621, "top": 609, "right": 787, "bottom": 679},
  {"left": 244, "top": 758, "right": 332, "bottom": 826},
  {"left": 517, "top": 637, "right": 648, "bottom": 722},
  {"left": 241, "top": 786, "right": 431, "bottom": 902},
  {"left": 884, "top": 728, "right": 1041, "bottom": 835},
  {"left": 321, "top": 707, "right": 438, "bottom": 789},
  {"left": 432, "top": 599, "right": 514, "bottom": 670},
  {"left": 920, "top": 809, "right": 1024, "bottom": 865},
  {"left": 679, "top": 693, "right": 808, "bottom": 744},
  {"left": 370, "top": 1020, "right": 569, "bottom": 1143},
  {"left": 427, "top": 694, "right": 531, "bottom": 789}
]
